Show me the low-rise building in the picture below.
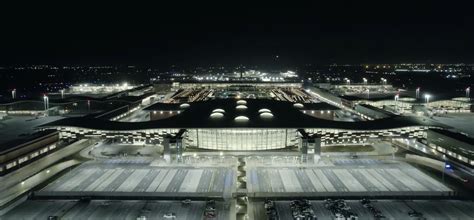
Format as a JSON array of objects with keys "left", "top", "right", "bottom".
[{"left": 426, "top": 129, "right": 474, "bottom": 166}]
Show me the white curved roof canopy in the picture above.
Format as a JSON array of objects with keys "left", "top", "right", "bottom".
[
  {"left": 212, "top": 108, "right": 226, "bottom": 113},
  {"left": 236, "top": 105, "right": 248, "bottom": 110},
  {"left": 210, "top": 112, "right": 224, "bottom": 119},
  {"left": 234, "top": 116, "right": 249, "bottom": 122},
  {"left": 258, "top": 108, "right": 272, "bottom": 113},
  {"left": 293, "top": 103, "right": 304, "bottom": 108},
  {"left": 236, "top": 100, "right": 247, "bottom": 105},
  {"left": 259, "top": 112, "right": 274, "bottom": 119},
  {"left": 179, "top": 103, "right": 190, "bottom": 108}
]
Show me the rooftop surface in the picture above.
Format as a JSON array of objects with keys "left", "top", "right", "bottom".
[
  {"left": 430, "top": 128, "right": 474, "bottom": 146},
  {"left": 431, "top": 113, "right": 474, "bottom": 137},
  {"left": 0, "top": 116, "right": 62, "bottom": 148},
  {"left": 357, "top": 104, "right": 396, "bottom": 116},
  {"left": 0, "top": 129, "right": 57, "bottom": 154},
  {"left": 40, "top": 99, "right": 448, "bottom": 131}
]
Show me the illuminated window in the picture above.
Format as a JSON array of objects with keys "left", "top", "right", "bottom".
[
  {"left": 18, "top": 156, "right": 28, "bottom": 164},
  {"left": 40, "top": 147, "right": 49, "bottom": 154},
  {"left": 30, "top": 151, "right": 39, "bottom": 158},
  {"left": 6, "top": 161, "right": 17, "bottom": 169}
]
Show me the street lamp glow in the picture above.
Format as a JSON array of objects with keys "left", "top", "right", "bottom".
[
  {"left": 363, "top": 78, "right": 367, "bottom": 84},
  {"left": 43, "top": 95, "right": 49, "bottom": 110},
  {"left": 424, "top": 94, "right": 431, "bottom": 103}
]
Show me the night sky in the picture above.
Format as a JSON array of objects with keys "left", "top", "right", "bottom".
[{"left": 1, "top": 2, "right": 473, "bottom": 66}]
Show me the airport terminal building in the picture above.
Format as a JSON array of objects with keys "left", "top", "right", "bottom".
[{"left": 40, "top": 99, "right": 446, "bottom": 159}]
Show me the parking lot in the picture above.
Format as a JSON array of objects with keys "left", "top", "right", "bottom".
[
  {"left": 247, "top": 159, "right": 452, "bottom": 197},
  {"left": 251, "top": 199, "right": 474, "bottom": 220},
  {"left": 39, "top": 160, "right": 235, "bottom": 198},
  {"left": 2, "top": 199, "right": 231, "bottom": 220}
]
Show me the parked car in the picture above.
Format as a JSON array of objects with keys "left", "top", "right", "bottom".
[{"left": 163, "top": 212, "right": 176, "bottom": 219}]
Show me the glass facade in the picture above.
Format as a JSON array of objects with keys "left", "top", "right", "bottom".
[{"left": 187, "top": 129, "right": 297, "bottom": 150}]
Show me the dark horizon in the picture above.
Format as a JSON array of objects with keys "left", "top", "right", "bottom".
[{"left": 1, "top": 2, "right": 474, "bottom": 66}]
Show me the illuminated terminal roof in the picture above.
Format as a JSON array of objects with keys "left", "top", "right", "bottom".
[{"left": 40, "top": 99, "right": 448, "bottom": 130}]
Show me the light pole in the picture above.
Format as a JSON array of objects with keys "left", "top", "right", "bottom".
[
  {"left": 363, "top": 78, "right": 367, "bottom": 85},
  {"left": 395, "top": 94, "right": 399, "bottom": 111},
  {"left": 61, "top": 89, "right": 65, "bottom": 99},
  {"left": 366, "top": 88, "right": 370, "bottom": 99},
  {"left": 424, "top": 94, "right": 431, "bottom": 106},
  {"left": 466, "top": 87, "right": 470, "bottom": 98},
  {"left": 381, "top": 78, "right": 387, "bottom": 85},
  {"left": 11, "top": 89, "right": 16, "bottom": 99},
  {"left": 416, "top": 87, "right": 420, "bottom": 99},
  {"left": 346, "top": 79, "right": 350, "bottom": 85},
  {"left": 43, "top": 95, "right": 49, "bottom": 114}
]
